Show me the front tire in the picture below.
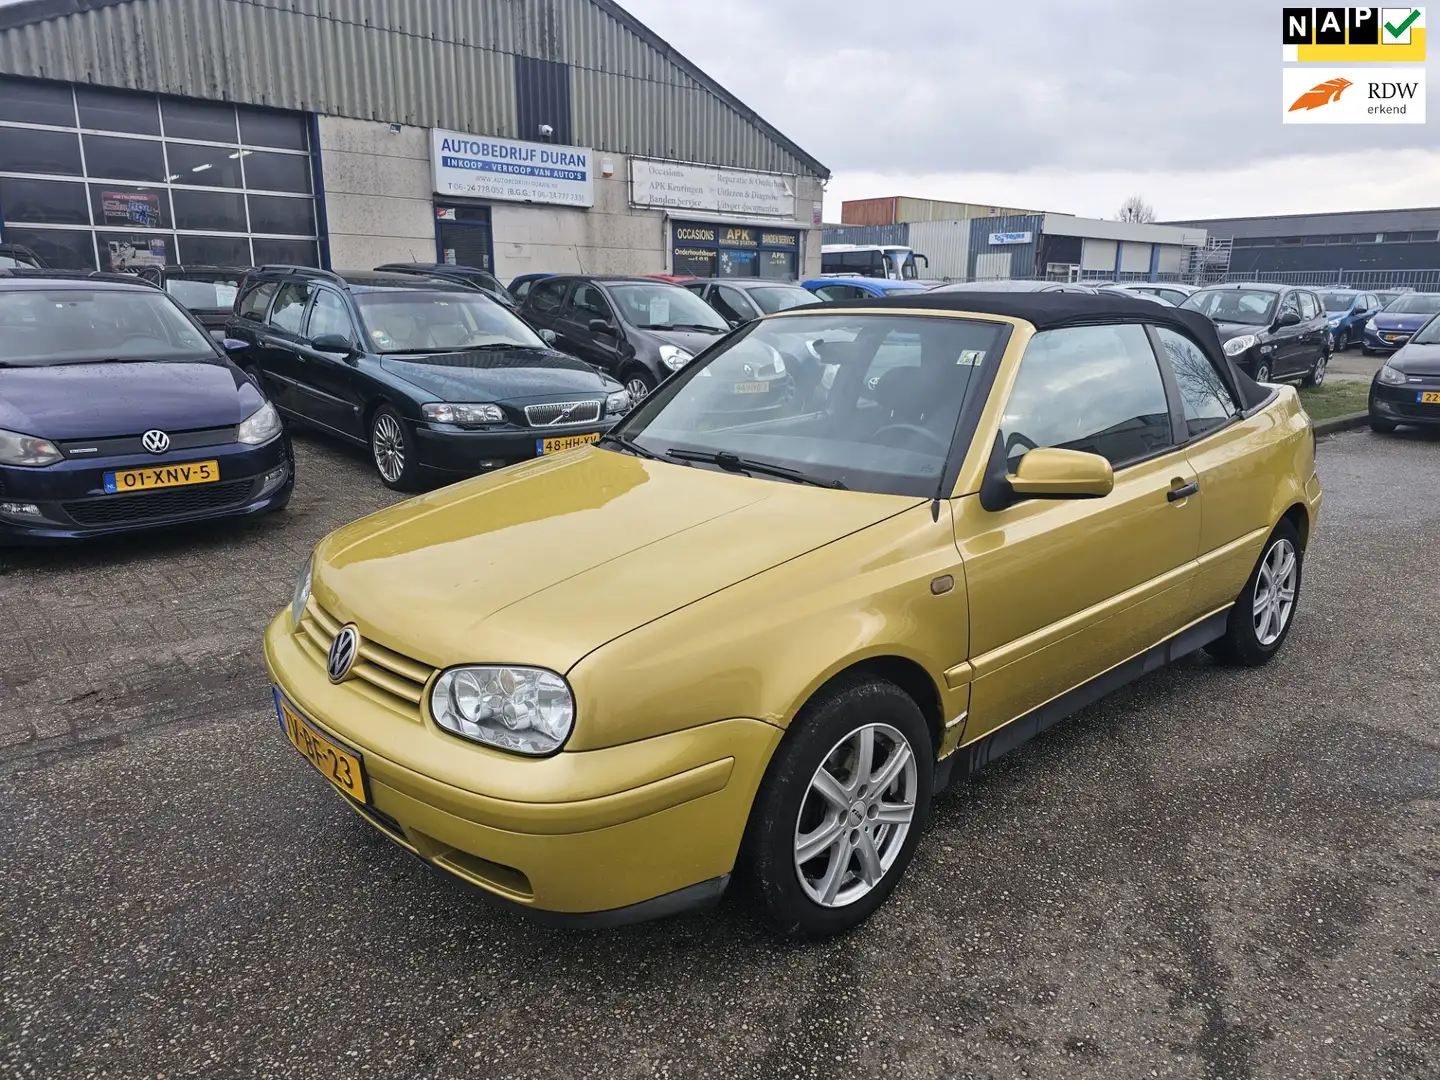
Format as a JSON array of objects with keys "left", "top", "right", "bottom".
[
  {"left": 1205, "top": 519, "right": 1302, "bottom": 667},
  {"left": 1254, "top": 361, "right": 1272, "bottom": 384},
  {"left": 741, "top": 677, "right": 933, "bottom": 937},
  {"left": 623, "top": 368, "right": 656, "bottom": 402},
  {"left": 370, "top": 404, "right": 425, "bottom": 491}
]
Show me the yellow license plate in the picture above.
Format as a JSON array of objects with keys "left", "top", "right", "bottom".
[
  {"left": 1420, "top": 391, "right": 1440, "bottom": 404},
  {"left": 104, "top": 459, "right": 219, "bottom": 494},
  {"left": 276, "top": 692, "right": 368, "bottom": 802},
  {"left": 733, "top": 381, "right": 771, "bottom": 394},
  {"left": 537, "top": 432, "right": 601, "bottom": 455}
]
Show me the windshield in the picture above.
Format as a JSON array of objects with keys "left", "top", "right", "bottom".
[
  {"left": 1413, "top": 315, "right": 1440, "bottom": 345},
  {"left": 167, "top": 277, "right": 242, "bottom": 310},
  {"left": 608, "top": 283, "right": 729, "bottom": 331},
  {"left": 1384, "top": 293, "right": 1440, "bottom": 315},
  {"left": 0, "top": 254, "right": 42, "bottom": 269},
  {"left": 612, "top": 313, "right": 1004, "bottom": 497},
  {"left": 1181, "top": 289, "right": 1278, "bottom": 326},
  {"left": 1317, "top": 291, "right": 1357, "bottom": 312},
  {"left": 355, "top": 292, "right": 545, "bottom": 352},
  {"left": 749, "top": 286, "right": 822, "bottom": 314},
  {"left": 0, "top": 289, "right": 215, "bottom": 366}
]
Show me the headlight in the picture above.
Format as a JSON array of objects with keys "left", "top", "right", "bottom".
[
  {"left": 658, "top": 344, "right": 693, "bottom": 371},
  {"left": 605, "top": 389, "right": 632, "bottom": 416},
  {"left": 236, "top": 402, "right": 283, "bottom": 445},
  {"left": 430, "top": 665, "right": 575, "bottom": 755},
  {"left": 1365, "top": 318, "right": 1377, "bottom": 330},
  {"left": 291, "top": 555, "right": 312, "bottom": 630},
  {"left": 422, "top": 402, "right": 505, "bottom": 424},
  {"left": 0, "top": 427, "right": 61, "bottom": 467},
  {"left": 1327, "top": 316, "right": 1341, "bottom": 327},
  {"left": 1223, "top": 334, "right": 1258, "bottom": 357},
  {"left": 1378, "top": 363, "right": 1408, "bottom": 385}
]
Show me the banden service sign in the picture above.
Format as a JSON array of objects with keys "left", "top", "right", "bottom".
[
  {"left": 631, "top": 159, "right": 794, "bottom": 218},
  {"left": 432, "top": 130, "right": 595, "bottom": 207}
]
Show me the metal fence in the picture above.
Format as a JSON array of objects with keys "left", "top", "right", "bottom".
[{"left": 941, "top": 267, "right": 1440, "bottom": 290}]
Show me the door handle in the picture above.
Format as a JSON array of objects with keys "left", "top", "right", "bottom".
[{"left": 1167, "top": 480, "right": 1200, "bottom": 502}]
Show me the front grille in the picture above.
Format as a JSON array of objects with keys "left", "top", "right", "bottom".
[
  {"left": 57, "top": 425, "right": 239, "bottom": 460},
  {"left": 1391, "top": 401, "right": 1440, "bottom": 420},
  {"left": 61, "top": 478, "right": 255, "bottom": 526},
  {"left": 523, "top": 399, "right": 602, "bottom": 427},
  {"left": 298, "top": 598, "right": 434, "bottom": 719}
]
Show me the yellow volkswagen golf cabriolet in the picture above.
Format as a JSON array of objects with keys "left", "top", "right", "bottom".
[{"left": 265, "top": 291, "right": 1321, "bottom": 936}]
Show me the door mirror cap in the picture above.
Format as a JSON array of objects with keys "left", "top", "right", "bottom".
[
  {"left": 1008, "top": 447, "right": 1114, "bottom": 499},
  {"left": 1275, "top": 310, "right": 1301, "bottom": 328},
  {"left": 587, "top": 318, "right": 614, "bottom": 335},
  {"left": 221, "top": 337, "right": 248, "bottom": 353},
  {"left": 310, "top": 333, "right": 355, "bottom": 354},
  {"left": 537, "top": 327, "right": 557, "bottom": 344}
]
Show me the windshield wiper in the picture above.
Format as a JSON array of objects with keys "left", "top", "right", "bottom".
[
  {"left": 636, "top": 323, "right": 724, "bottom": 333},
  {"left": 597, "top": 432, "right": 661, "bottom": 460},
  {"left": 664, "top": 448, "right": 846, "bottom": 489}
]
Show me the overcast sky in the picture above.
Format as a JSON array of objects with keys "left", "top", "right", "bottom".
[{"left": 615, "top": 0, "right": 1438, "bottom": 222}]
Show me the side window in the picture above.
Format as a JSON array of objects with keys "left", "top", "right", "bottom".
[
  {"left": 1155, "top": 327, "right": 1239, "bottom": 438},
  {"left": 1280, "top": 292, "right": 1301, "bottom": 319},
  {"left": 237, "top": 279, "right": 278, "bottom": 322},
  {"left": 815, "top": 285, "right": 857, "bottom": 301},
  {"left": 712, "top": 286, "right": 752, "bottom": 324},
  {"left": 1000, "top": 323, "right": 1173, "bottom": 470},
  {"left": 267, "top": 281, "right": 312, "bottom": 334},
  {"left": 511, "top": 279, "right": 533, "bottom": 301},
  {"left": 570, "top": 283, "right": 613, "bottom": 322},
  {"left": 1297, "top": 292, "right": 1317, "bottom": 320},
  {"left": 683, "top": 283, "right": 707, "bottom": 297},
  {"left": 305, "top": 289, "right": 355, "bottom": 343},
  {"left": 528, "top": 278, "right": 567, "bottom": 314},
  {"left": 1160, "top": 289, "right": 1188, "bottom": 305}
]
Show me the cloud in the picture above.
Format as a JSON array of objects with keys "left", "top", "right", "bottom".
[{"left": 615, "top": 0, "right": 1439, "bottom": 218}]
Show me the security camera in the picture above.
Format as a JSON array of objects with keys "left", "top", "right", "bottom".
[{"left": 539, "top": 124, "right": 554, "bottom": 137}]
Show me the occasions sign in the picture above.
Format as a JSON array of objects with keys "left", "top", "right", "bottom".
[
  {"left": 431, "top": 129, "right": 594, "bottom": 207},
  {"left": 631, "top": 158, "right": 794, "bottom": 217}
]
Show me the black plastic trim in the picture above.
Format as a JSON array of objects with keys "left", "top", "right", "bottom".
[{"left": 439, "top": 868, "right": 732, "bottom": 929}]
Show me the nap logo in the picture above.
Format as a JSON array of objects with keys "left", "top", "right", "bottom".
[
  {"left": 1282, "top": 66, "right": 1426, "bottom": 122},
  {"left": 1281, "top": 6, "right": 1426, "bottom": 60}
]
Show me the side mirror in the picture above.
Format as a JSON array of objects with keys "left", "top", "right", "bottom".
[
  {"left": 1275, "top": 310, "right": 1301, "bottom": 328},
  {"left": 221, "top": 337, "right": 248, "bottom": 353},
  {"left": 588, "top": 318, "right": 613, "bottom": 335},
  {"left": 1008, "top": 447, "right": 1114, "bottom": 499},
  {"left": 310, "top": 333, "right": 355, "bottom": 354},
  {"left": 537, "top": 328, "right": 557, "bottom": 344}
]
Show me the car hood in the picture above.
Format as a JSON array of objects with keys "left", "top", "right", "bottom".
[
  {"left": 0, "top": 356, "right": 261, "bottom": 439},
  {"left": 380, "top": 347, "right": 615, "bottom": 402},
  {"left": 1212, "top": 321, "right": 1269, "bottom": 342},
  {"left": 635, "top": 327, "right": 728, "bottom": 355},
  {"left": 1373, "top": 312, "right": 1434, "bottom": 332},
  {"left": 1388, "top": 342, "right": 1440, "bottom": 374},
  {"left": 312, "top": 447, "right": 918, "bottom": 674}
]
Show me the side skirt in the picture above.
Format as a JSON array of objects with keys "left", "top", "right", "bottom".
[{"left": 934, "top": 607, "right": 1231, "bottom": 793}]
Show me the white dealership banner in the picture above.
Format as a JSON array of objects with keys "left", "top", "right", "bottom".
[
  {"left": 631, "top": 159, "right": 793, "bottom": 217},
  {"left": 431, "top": 130, "right": 595, "bottom": 207}
]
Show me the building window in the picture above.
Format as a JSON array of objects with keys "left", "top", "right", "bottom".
[
  {"left": 0, "top": 75, "right": 318, "bottom": 272},
  {"left": 1276, "top": 236, "right": 1303, "bottom": 246},
  {"left": 670, "top": 221, "right": 800, "bottom": 279}
]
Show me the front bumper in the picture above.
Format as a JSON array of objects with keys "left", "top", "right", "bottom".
[
  {"left": 413, "top": 420, "right": 616, "bottom": 473},
  {"left": 0, "top": 434, "right": 292, "bottom": 543},
  {"left": 1370, "top": 378, "right": 1440, "bottom": 426},
  {"left": 263, "top": 610, "right": 783, "bottom": 921},
  {"left": 1362, "top": 326, "right": 1414, "bottom": 353}
]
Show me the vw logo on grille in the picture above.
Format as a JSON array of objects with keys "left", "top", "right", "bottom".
[
  {"left": 327, "top": 625, "right": 361, "bottom": 683},
  {"left": 141, "top": 429, "right": 170, "bottom": 454}
]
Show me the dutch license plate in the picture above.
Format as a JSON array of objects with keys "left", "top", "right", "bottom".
[
  {"left": 1419, "top": 391, "right": 1440, "bottom": 405},
  {"left": 1386, "top": 334, "right": 1408, "bottom": 343},
  {"left": 104, "top": 459, "right": 219, "bottom": 494},
  {"left": 275, "top": 691, "right": 369, "bottom": 803},
  {"left": 537, "top": 432, "right": 601, "bottom": 455},
  {"left": 733, "top": 381, "right": 771, "bottom": 394}
]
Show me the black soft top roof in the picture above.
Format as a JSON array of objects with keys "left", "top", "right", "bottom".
[{"left": 816, "top": 289, "right": 1268, "bottom": 410}]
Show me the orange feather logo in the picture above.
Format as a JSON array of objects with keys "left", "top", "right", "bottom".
[{"left": 1289, "top": 77, "right": 1353, "bottom": 111}]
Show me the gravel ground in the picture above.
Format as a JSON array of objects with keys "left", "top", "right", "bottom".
[{"left": 0, "top": 427, "right": 1437, "bottom": 1080}]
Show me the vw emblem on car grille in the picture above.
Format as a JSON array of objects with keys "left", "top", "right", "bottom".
[
  {"left": 141, "top": 429, "right": 170, "bottom": 454},
  {"left": 327, "top": 625, "right": 361, "bottom": 683}
]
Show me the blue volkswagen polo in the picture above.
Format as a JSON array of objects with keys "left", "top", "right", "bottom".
[{"left": 0, "top": 272, "right": 293, "bottom": 543}]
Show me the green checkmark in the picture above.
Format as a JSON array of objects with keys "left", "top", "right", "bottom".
[{"left": 1384, "top": 8, "right": 1420, "bottom": 40}]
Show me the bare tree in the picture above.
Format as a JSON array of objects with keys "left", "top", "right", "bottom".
[{"left": 1115, "top": 195, "right": 1156, "bottom": 223}]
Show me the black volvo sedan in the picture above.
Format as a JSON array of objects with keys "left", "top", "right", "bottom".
[{"left": 226, "top": 267, "right": 632, "bottom": 490}]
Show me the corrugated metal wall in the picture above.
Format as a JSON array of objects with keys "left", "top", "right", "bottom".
[
  {"left": 841, "top": 197, "right": 899, "bottom": 226},
  {"left": 821, "top": 223, "right": 909, "bottom": 246},
  {"left": 906, "top": 219, "right": 970, "bottom": 281},
  {"left": 966, "top": 213, "right": 1044, "bottom": 280},
  {"left": 0, "top": 0, "right": 825, "bottom": 177}
]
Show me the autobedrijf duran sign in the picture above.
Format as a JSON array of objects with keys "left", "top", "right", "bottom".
[{"left": 431, "top": 130, "right": 595, "bottom": 207}]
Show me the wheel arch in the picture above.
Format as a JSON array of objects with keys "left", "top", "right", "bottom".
[
  {"left": 1282, "top": 502, "right": 1311, "bottom": 551},
  {"left": 791, "top": 654, "right": 946, "bottom": 758}
]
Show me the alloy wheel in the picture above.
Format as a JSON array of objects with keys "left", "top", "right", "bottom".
[
  {"left": 1255, "top": 362, "right": 1271, "bottom": 383},
  {"left": 1312, "top": 353, "right": 1327, "bottom": 386},
  {"left": 372, "top": 413, "right": 406, "bottom": 483},
  {"left": 626, "top": 376, "right": 651, "bottom": 401},
  {"left": 793, "top": 723, "right": 917, "bottom": 908},
  {"left": 1253, "top": 537, "right": 1297, "bottom": 646}
]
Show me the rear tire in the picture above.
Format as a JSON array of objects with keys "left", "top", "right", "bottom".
[
  {"left": 370, "top": 404, "right": 425, "bottom": 492},
  {"left": 1302, "top": 350, "right": 1327, "bottom": 388},
  {"left": 740, "top": 677, "right": 933, "bottom": 938},
  {"left": 1205, "top": 519, "right": 1302, "bottom": 667}
]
